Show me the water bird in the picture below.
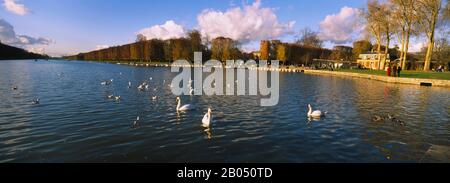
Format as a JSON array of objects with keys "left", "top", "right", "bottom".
[
  {"left": 32, "top": 98, "right": 40, "bottom": 105},
  {"left": 101, "top": 80, "right": 111, "bottom": 85},
  {"left": 202, "top": 108, "right": 212, "bottom": 127},
  {"left": 128, "top": 81, "right": 132, "bottom": 88},
  {"left": 11, "top": 86, "right": 18, "bottom": 90},
  {"left": 107, "top": 94, "right": 114, "bottom": 99},
  {"left": 115, "top": 96, "right": 121, "bottom": 101},
  {"left": 372, "top": 115, "right": 383, "bottom": 122},
  {"left": 152, "top": 96, "right": 157, "bottom": 100},
  {"left": 138, "top": 84, "right": 145, "bottom": 91},
  {"left": 176, "top": 96, "right": 194, "bottom": 111},
  {"left": 132, "top": 116, "right": 140, "bottom": 128},
  {"left": 307, "top": 104, "right": 324, "bottom": 118}
]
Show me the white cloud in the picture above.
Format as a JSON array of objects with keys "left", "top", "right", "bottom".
[
  {"left": 3, "top": 0, "right": 29, "bottom": 15},
  {"left": 197, "top": 0, "right": 295, "bottom": 42},
  {"left": 136, "top": 20, "right": 186, "bottom": 40},
  {"left": 409, "top": 40, "right": 427, "bottom": 53},
  {"left": 26, "top": 46, "right": 45, "bottom": 54},
  {"left": 319, "top": 6, "right": 363, "bottom": 44},
  {"left": 94, "top": 45, "right": 109, "bottom": 50},
  {"left": 0, "top": 18, "right": 52, "bottom": 46}
]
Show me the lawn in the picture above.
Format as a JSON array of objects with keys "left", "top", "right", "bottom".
[{"left": 335, "top": 69, "right": 450, "bottom": 80}]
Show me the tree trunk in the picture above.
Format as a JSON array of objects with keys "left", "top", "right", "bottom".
[
  {"left": 424, "top": 38, "right": 434, "bottom": 71},
  {"left": 377, "top": 40, "right": 382, "bottom": 70},
  {"left": 399, "top": 30, "right": 405, "bottom": 69},
  {"left": 424, "top": 6, "right": 439, "bottom": 71},
  {"left": 383, "top": 36, "right": 390, "bottom": 70},
  {"left": 402, "top": 27, "right": 411, "bottom": 70}
]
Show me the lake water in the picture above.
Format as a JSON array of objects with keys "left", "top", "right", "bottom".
[{"left": 0, "top": 60, "right": 448, "bottom": 162}]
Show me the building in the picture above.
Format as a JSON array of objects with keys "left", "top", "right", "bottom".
[{"left": 357, "top": 52, "right": 390, "bottom": 70}]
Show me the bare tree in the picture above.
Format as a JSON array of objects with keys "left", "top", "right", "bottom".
[
  {"left": 391, "top": 0, "right": 417, "bottom": 69},
  {"left": 416, "top": 0, "right": 443, "bottom": 71},
  {"left": 363, "top": 0, "right": 384, "bottom": 69},
  {"left": 136, "top": 34, "right": 147, "bottom": 42},
  {"left": 295, "top": 28, "right": 323, "bottom": 48}
]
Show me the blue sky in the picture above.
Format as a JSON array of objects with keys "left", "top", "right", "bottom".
[{"left": 0, "top": 0, "right": 367, "bottom": 56}]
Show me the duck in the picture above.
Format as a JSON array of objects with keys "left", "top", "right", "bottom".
[
  {"left": 32, "top": 98, "right": 40, "bottom": 105},
  {"left": 128, "top": 81, "right": 132, "bottom": 88},
  {"left": 114, "top": 96, "right": 121, "bottom": 101},
  {"left": 152, "top": 96, "right": 157, "bottom": 100},
  {"left": 176, "top": 96, "right": 194, "bottom": 111},
  {"left": 372, "top": 115, "right": 383, "bottom": 122},
  {"left": 137, "top": 84, "right": 144, "bottom": 91},
  {"left": 107, "top": 94, "right": 114, "bottom": 99},
  {"left": 11, "top": 86, "right": 18, "bottom": 90},
  {"left": 307, "top": 104, "right": 324, "bottom": 118},
  {"left": 202, "top": 108, "right": 212, "bottom": 127}
]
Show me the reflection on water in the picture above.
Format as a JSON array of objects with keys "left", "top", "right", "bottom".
[{"left": 0, "top": 60, "right": 448, "bottom": 163}]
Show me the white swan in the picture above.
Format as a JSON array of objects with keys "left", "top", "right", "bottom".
[
  {"left": 176, "top": 96, "right": 194, "bottom": 111},
  {"left": 189, "top": 87, "right": 194, "bottom": 95},
  {"left": 132, "top": 116, "right": 140, "bottom": 128},
  {"left": 202, "top": 108, "right": 212, "bottom": 127},
  {"left": 307, "top": 104, "right": 324, "bottom": 118}
]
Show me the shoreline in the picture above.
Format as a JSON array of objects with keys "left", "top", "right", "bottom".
[
  {"left": 66, "top": 59, "right": 450, "bottom": 88},
  {"left": 303, "top": 69, "right": 450, "bottom": 88}
]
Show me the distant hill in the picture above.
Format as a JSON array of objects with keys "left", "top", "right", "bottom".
[{"left": 0, "top": 42, "right": 49, "bottom": 60}]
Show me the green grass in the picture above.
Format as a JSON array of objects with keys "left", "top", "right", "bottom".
[{"left": 335, "top": 69, "right": 450, "bottom": 80}]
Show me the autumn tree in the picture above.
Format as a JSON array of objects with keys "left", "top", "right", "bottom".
[
  {"left": 276, "top": 43, "right": 289, "bottom": 63},
  {"left": 188, "top": 30, "right": 202, "bottom": 52},
  {"left": 211, "top": 37, "right": 239, "bottom": 61},
  {"left": 352, "top": 40, "right": 373, "bottom": 61},
  {"left": 295, "top": 28, "right": 323, "bottom": 48},
  {"left": 260, "top": 40, "right": 270, "bottom": 60}
]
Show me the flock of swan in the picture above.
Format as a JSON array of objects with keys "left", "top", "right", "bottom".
[
  {"left": 100, "top": 77, "right": 214, "bottom": 129},
  {"left": 101, "top": 76, "right": 330, "bottom": 130}
]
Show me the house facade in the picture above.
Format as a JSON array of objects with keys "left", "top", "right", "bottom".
[{"left": 357, "top": 53, "right": 390, "bottom": 70}]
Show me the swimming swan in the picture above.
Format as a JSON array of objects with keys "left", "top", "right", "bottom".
[
  {"left": 176, "top": 97, "right": 193, "bottom": 111},
  {"left": 307, "top": 104, "right": 324, "bottom": 118},
  {"left": 202, "top": 108, "right": 212, "bottom": 127}
]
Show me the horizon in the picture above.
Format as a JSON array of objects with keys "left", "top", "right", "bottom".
[{"left": 0, "top": 0, "right": 432, "bottom": 57}]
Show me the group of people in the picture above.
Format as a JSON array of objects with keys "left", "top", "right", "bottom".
[
  {"left": 387, "top": 64, "right": 402, "bottom": 77},
  {"left": 436, "top": 65, "right": 445, "bottom": 72}
]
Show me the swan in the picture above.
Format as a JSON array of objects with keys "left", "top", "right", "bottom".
[
  {"left": 202, "top": 108, "right": 212, "bottom": 127},
  {"left": 132, "top": 116, "right": 140, "bottom": 128},
  {"left": 189, "top": 87, "right": 194, "bottom": 95},
  {"left": 176, "top": 96, "right": 194, "bottom": 111},
  {"left": 307, "top": 104, "right": 324, "bottom": 118}
]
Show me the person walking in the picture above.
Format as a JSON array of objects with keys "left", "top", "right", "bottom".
[
  {"left": 392, "top": 65, "right": 397, "bottom": 77},
  {"left": 397, "top": 66, "right": 402, "bottom": 77}
]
